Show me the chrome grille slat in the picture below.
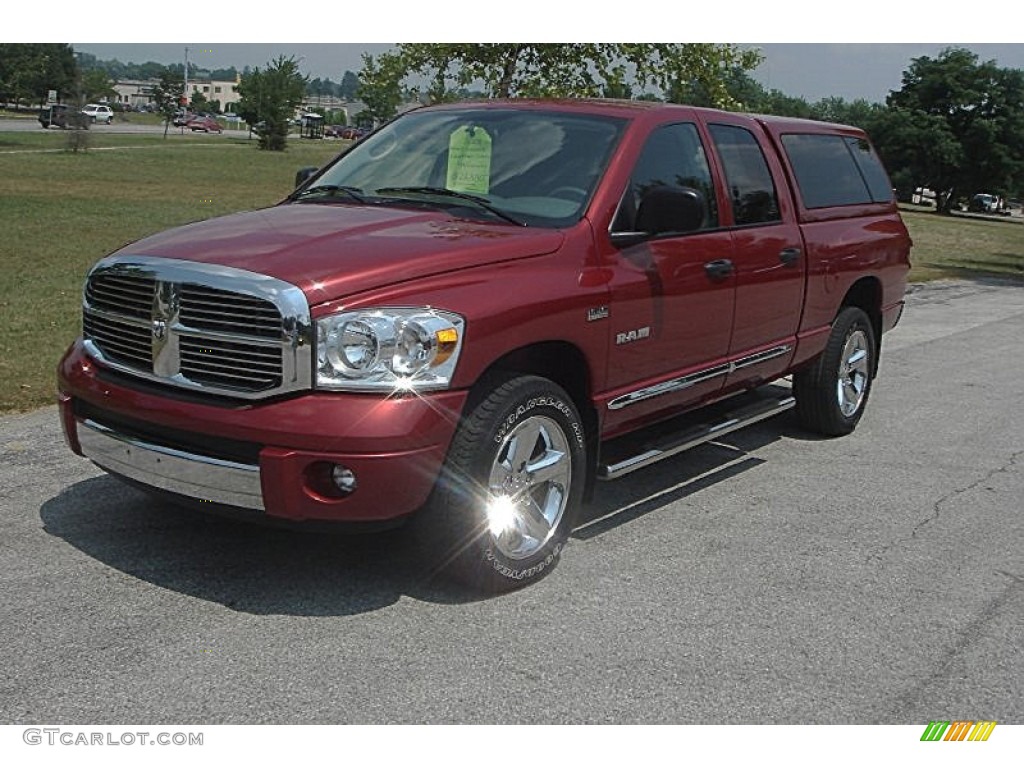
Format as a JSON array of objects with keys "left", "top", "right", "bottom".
[
  {"left": 179, "top": 340, "right": 281, "bottom": 361},
  {"left": 179, "top": 283, "right": 283, "bottom": 340},
  {"left": 85, "top": 274, "right": 155, "bottom": 319},
  {"left": 81, "top": 256, "right": 312, "bottom": 399}
]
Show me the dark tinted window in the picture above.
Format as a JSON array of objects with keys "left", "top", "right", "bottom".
[
  {"left": 709, "top": 124, "right": 781, "bottom": 225},
  {"left": 613, "top": 122, "right": 718, "bottom": 231},
  {"left": 844, "top": 137, "right": 894, "bottom": 203},
  {"left": 781, "top": 133, "right": 873, "bottom": 208}
]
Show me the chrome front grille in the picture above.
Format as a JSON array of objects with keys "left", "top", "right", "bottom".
[
  {"left": 82, "top": 256, "right": 312, "bottom": 399},
  {"left": 82, "top": 311, "right": 152, "bottom": 369},
  {"left": 85, "top": 273, "right": 154, "bottom": 319},
  {"left": 179, "top": 284, "right": 283, "bottom": 339}
]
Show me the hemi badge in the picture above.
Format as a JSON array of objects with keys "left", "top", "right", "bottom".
[{"left": 587, "top": 306, "right": 609, "bottom": 322}]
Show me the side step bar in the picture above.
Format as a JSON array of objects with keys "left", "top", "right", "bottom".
[{"left": 598, "top": 393, "right": 796, "bottom": 481}]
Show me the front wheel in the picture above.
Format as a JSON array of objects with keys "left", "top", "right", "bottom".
[
  {"left": 794, "top": 306, "right": 876, "bottom": 436},
  {"left": 420, "top": 375, "right": 586, "bottom": 592}
]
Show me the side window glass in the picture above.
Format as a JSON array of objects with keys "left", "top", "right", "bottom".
[
  {"left": 708, "top": 124, "right": 781, "bottom": 226},
  {"left": 844, "top": 137, "right": 894, "bottom": 203},
  {"left": 613, "top": 123, "right": 718, "bottom": 232},
  {"left": 780, "top": 133, "right": 873, "bottom": 208}
]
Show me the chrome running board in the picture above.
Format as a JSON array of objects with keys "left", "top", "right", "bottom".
[{"left": 598, "top": 392, "right": 796, "bottom": 480}]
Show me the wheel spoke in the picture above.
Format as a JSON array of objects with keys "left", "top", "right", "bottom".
[
  {"left": 847, "top": 348, "right": 868, "bottom": 369},
  {"left": 509, "top": 421, "right": 542, "bottom": 471},
  {"left": 517, "top": 495, "right": 554, "bottom": 542},
  {"left": 526, "top": 447, "right": 567, "bottom": 487}
]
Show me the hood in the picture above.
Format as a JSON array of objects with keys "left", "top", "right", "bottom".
[{"left": 118, "top": 203, "right": 565, "bottom": 304}]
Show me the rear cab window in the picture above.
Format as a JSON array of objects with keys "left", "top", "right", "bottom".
[{"left": 780, "top": 133, "right": 893, "bottom": 209}]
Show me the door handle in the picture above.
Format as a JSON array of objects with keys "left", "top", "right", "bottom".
[
  {"left": 779, "top": 247, "right": 802, "bottom": 265},
  {"left": 704, "top": 259, "right": 734, "bottom": 280}
]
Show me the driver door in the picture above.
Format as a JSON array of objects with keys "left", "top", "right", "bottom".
[{"left": 604, "top": 121, "right": 736, "bottom": 432}]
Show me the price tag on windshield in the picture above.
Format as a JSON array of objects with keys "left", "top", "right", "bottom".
[{"left": 447, "top": 126, "right": 492, "bottom": 195}]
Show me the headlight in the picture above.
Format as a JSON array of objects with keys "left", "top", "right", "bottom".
[{"left": 316, "top": 308, "right": 464, "bottom": 391}]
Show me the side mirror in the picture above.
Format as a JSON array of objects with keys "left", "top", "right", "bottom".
[
  {"left": 609, "top": 185, "right": 708, "bottom": 248},
  {"left": 294, "top": 166, "right": 319, "bottom": 189},
  {"left": 635, "top": 186, "right": 706, "bottom": 236}
]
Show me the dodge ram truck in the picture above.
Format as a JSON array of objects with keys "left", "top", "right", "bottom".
[{"left": 58, "top": 99, "right": 911, "bottom": 591}]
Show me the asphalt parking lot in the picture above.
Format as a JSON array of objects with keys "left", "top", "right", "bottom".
[{"left": 0, "top": 279, "right": 1021, "bottom": 724}]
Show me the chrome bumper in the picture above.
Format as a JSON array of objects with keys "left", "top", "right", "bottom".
[{"left": 77, "top": 418, "right": 265, "bottom": 510}]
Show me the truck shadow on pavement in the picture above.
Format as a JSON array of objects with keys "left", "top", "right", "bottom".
[{"left": 39, "top": 413, "right": 799, "bottom": 616}]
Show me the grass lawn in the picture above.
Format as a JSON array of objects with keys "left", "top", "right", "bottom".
[
  {"left": 0, "top": 131, "right": 341, "bottom": 413},
  {"left": 901, "top": 207, "right": 1023, "bottom": 282},
  {"left": 0, "top": 133, "right": 1020, "bottom": 414}
]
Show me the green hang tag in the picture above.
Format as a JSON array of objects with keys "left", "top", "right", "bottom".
[{"left": 447, "top": 126, "right": 492, "bottom": 195}]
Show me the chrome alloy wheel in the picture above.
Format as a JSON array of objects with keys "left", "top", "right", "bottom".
[
  {"left": 485, "top": 415, "right": 572, "bottom": 561},
  {"left": 837, "top": 329, "right": 870, "bottom": 417}
]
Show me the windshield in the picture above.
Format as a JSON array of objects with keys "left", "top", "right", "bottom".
[{"left": 297, "top": 107, "right": 627, "bottom": 228}]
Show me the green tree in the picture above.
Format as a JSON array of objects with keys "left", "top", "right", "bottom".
[
  {"left": 0, "top": 43, "right": 78, "bottom": 107},
  {"left": 369, "top": 44, "right": 762, "bottom": 109},
  {"left": 866, "top": 107, "right": 962, "bottom": 201},
  {"left": 887, "top": 47, "right": 1024, "bottom": 210},
  {"left": 339, "top": 70, "right": 360, "bottom": 101},
  {"left": 80, "top": 69, "right": 117, "bottom": 103},
  {"left": 237, "top": 56, "right": 308, "bottom": 150},
  {"left": 355, "top": 52, "right": 404, "bottom": 125},
  {"left": 150, "top": 68, "right": 185, "bottom": 138},
  {"left": 190, "top": 88, "right": 210, "bottom": 112}
]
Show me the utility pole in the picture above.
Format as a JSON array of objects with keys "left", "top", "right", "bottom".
[{"left": 184, "top": 46, "right": 190, "bottom": 107}]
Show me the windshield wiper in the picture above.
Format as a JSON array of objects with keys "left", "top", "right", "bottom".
[
  {"left": 290, "top": 185, "right": 367, "bottom": 204},
  {"left": 374, "top": 186, "right": 525, "bottom": 226}
]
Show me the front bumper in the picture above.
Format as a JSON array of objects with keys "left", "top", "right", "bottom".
[{"left": 58, "top": 340, "right": 467, "bottom": 522}]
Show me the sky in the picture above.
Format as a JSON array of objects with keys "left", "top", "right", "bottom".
[
  {"left": 9, "top": 2, "right": 1023, "bottom": 105},
  {"left": 65, "top": 43, "right": 1024, "bottom": 105}
]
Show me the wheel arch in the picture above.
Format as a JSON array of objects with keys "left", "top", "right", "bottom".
[
  {"left": 840, "top": 276, "right": 883, "bottom": 374},
  {"left": 470, "top": 341, "right": 600, "bottom": 498}
]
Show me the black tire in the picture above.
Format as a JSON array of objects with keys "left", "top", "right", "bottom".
[
  {"left": 794, "top": 306, "right": 877, "bottom": 436},
  {"left": 419, "top": 375, "right": 586, "bottom": 593}
]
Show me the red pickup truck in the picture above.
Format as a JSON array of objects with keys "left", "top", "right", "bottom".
[{"left": 58, "top": 99, "right": 910, "bottom": 591}]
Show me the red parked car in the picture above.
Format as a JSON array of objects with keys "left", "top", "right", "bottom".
[
  {"left": 186, "top": 115, "right": 223, "bottom": 133},
  {"left": 59, "top": 99, "right": 910, "bottom": 592}
]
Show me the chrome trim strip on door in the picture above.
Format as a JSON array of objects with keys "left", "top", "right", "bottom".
[{"left": 607, "top": 344, "right": 792, "bottom": 410}]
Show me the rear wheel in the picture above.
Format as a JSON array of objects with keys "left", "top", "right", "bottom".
[
  {"left": 794, "top": 306, "right": 876, "bottom": 436},
  {"left": 420, "top": 375, "right": 586, "bottom": 592}
]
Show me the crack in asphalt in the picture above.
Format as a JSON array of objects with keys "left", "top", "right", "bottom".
[
  {"left": 865, "top": 449, "right": 1023, "bottom": 565},
  {"left": 882, "top": 567, "right": 1024, "bottom": 723}
]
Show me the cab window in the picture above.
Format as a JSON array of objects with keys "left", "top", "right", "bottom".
[
  {"left": 708, "top": 124, "right": 781, "bottom": 226},
  {"left": 613, "top": 123, "right": 718, "bottom": 233}
]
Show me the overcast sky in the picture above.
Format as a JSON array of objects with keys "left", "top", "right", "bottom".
[
  {"left": 67, "top": 43, "right": 1024, "bottom": 104},
  {"left": 11, "top": 2, "right": 1022, "bottom": 104}
]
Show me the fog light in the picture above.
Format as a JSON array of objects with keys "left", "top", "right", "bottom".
[{"left": 331, "top": 464, "right": 358, "bottom": 495}]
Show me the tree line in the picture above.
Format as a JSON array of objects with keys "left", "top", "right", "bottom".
[
  {"left": 2, "top": 43, "right": 1021, "bottom": 200},
  {"left": 353, "top": 44, "right": 1024, "bottom": 207}
]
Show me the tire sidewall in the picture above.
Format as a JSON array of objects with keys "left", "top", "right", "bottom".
[
  {"left": 794, "top": 306, "right": 877, "bottom": 436},
  {"left": 445, "top": 377, "right": 586, "bottom": 590}
]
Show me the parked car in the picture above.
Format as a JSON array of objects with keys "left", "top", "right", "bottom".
[
  {"left": 38, "top": 104, "right": 71, "bottom": 129},
  {"left": 59, "top": 99, "right": 911, "bottom": 592},
  {"left": 969, "top": 193, "right": 1000, "bottom": 213},
  {"left": 324, "top": 124, "right": 347, "bottom": 138},
  {"left": 81, "top": 104, "right": 114, "bottom": 124},
  {"left": 172, "top": 110, "right": 195, "bottom": 127},
  {"left": 338, "top": 126, "right": 369, "bottom": 140},
  {"left": 186, "top": 115, "right": 224, "bottom": 133}
]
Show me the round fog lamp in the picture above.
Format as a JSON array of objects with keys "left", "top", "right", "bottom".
[{"left": 331, "top": 465, "right": 358, "bottom": 495}]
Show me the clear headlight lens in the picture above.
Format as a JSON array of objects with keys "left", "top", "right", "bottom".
[{"left": 316, "top": 308, "right": 464, "bottom": 391}]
